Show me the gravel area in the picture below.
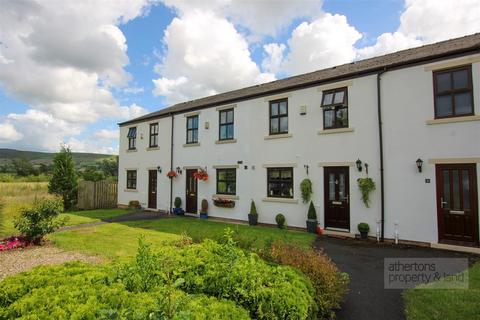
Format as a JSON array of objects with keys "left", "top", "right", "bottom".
[{"left": 0, "top": 243, "right": 103, "bottom": 280}]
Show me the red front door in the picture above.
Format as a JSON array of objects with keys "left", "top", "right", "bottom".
[
  {"left": 436, "top": 164, "right": 478, "bottom": 246},
  {"left": 324, "top": 167, "right": 350, "bottom": 230}
]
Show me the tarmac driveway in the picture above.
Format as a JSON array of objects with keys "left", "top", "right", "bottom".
[{"left": 314, "top": 236, "right": 478, "bottom": 320}]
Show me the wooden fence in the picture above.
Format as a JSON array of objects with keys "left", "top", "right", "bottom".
[{"left": 77, "top": 180, "right": 117, "bottom": 210}]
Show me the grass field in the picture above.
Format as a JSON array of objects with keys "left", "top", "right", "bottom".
[{"left": 404, "top": 263, "right": 480, "bottom": 320}]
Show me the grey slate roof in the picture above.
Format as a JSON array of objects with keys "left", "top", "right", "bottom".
[{"left": 120, "top": 33, "right": 480, "bottom": 126}]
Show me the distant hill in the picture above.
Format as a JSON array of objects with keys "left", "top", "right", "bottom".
[{"left": 0, "top": 148, "right": 116, "bottom": 166}]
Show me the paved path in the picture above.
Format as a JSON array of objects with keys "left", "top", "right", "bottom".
[{"left": 314, "top": 236, "right": 478, "bottom": 320}]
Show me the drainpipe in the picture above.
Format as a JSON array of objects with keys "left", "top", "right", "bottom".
[
  {"left": 377, "top": 68, "right": 387, "bottom": 242},
  {"left": 169, "top": 113, "right": 174, "bottom": 215}
]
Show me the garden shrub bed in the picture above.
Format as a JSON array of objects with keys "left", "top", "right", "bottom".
[{"left": 0, "top": 236, "right": 29, "bottom": 251}]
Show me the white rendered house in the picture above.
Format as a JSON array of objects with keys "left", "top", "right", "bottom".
[{"left": 118, "top": 34, "right": 480, "bottom": 251}]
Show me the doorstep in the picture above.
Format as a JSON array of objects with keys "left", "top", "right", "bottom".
[
  {"left": 431, "top": 242, "right": 480, "bottom": 255},
  {"left": 323, "top": 228, "right": 355, "bottom": 239}
]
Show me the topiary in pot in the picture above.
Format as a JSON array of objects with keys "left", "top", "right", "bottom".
[
  {"left": 275, "top": 213, "right": 286, "bottom": 229},
  {"left": 173, "top": 197, "right": 184, "bottom": 215},
  {"left": 200, "top": 199, "right": 208, "bottom": 219},
  {"left": 248, "top": 200, "right": 258, "bottom": 226},
  {"left": 306, "top": 201, "right": 318, "bottom": 233},
  {"left": 357, "top": 222, "right": 370, "bottom": 240}
]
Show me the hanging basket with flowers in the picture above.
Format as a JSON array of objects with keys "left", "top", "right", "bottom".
[
  {"left": 213, "top": 196, "right": 235, "bottom": 208},
  {"left": 193, "top": 169, "right": 208, "bottom": 181},
  {"left": 166, "top": 170, "right": 178, "bottom": 179}
]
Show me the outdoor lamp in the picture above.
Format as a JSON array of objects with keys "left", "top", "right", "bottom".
[
  {"left": 416, "top": 158, "right": 423, "bottom": 173},
  {"left": 356, "top": 159, "right": 362, "bottom": 172},
  {"left": 176, "top": 166, "right": 182, "bottom": 174},
  {"left": 157, "top": 166, "right": 162, "bottom": 173}
]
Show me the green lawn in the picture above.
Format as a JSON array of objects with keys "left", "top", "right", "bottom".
[
  {"left": 49, "top": 215, "right": 316, "bottom": 260},
  {"left": 404, "top": 262, "right": 480, "bottom": 320},
  {"left": 62, "top": 208, "right": 132, "bottom": 226}
]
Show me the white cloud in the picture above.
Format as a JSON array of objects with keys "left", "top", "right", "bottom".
[
  {"left": 263, "top": 13, "right": 362, "bottom": 76},
  {"left": 94, "top": 129, "right": 119, "bottom": 140},
  {"left": 123, "top": 86, "right": 145, "bottom": 94},
  {"left": 153, "top": 9, "right": 275, "bottom": 104},
  {"left": 358, "top": 0, "right": 480, "bottom": 59},
  {"left": 0, "top": 123, "right": 23, "bottom": 143},
  {"left": 262, "top": 43, "right": 286, "bottom": 74}
]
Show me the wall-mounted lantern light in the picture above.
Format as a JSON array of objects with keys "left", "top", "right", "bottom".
[
  {"left": 157, "top": 166, "right": 162, "bottom": 173},
  {"left": 176, "top": 166, "right": 182, "bottom": 175},
  {"left": 304, "top": 164, "right": 309, "bottom": 175},
  {"left": 356, "top": 159, "right": 363, "bottom": 172},
  {"left": 416, "top": 158, "right": 423, "bottom": 173}
]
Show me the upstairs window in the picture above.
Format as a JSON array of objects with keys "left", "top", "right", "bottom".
[
  {"left": 126, "top": 170, "right": 137, "bottom": 189},
  {"left": 267, "top": 167, "right": 293, "bottom": 198},
  {"left": 186, "top": 115, "right": 199, "bottom": 144},
  {"left": 321, "top": 87, "right": 348, "bottom": 129},
  {"left": 219, "top": 109, "right": 234, "bottom": 140},
  {"left": 434, "top": 66, "right": 473, "bottom": 118},
  {"left": 149, "top": 123, "right": 159, "bottom": 147},
  {"left": 127, "top": 127, "right": 137, "bottom": 150},
  {"left": 269, "top": 99, "right": 288, "bottom": 135},
  {"left": 216, "top": 168, "right": 236, "bottom": 195}
]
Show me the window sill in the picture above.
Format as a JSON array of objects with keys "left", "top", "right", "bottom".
[
  {"left": 426, "top": 115, "right": 480, "bottom": 125},
  {"left": 264, "top": 133, "right": 292, "bottom": 140},
  {"left": 215, "top": 139, "right": 237, "bottom": 144},
  {"left": 183, "top": 142, "right": 201, "bottom": 147},
  {"left": 213, "top": 194, "right": 239, "bottom": 200},
  {"left": 262, "top": 197, "right": 298, "bottom": 204},
  {"left": 124, "top": 189, "right": 138, "bottom": 192},
  {"left": 126, "top": 149, "right": 137, "bottom": 153},
  {"left": 146, "top": 146, "right": 160, "bottom": 151},
  {"left": 317, "top": 127, "right": 354, "bottom": 135}
]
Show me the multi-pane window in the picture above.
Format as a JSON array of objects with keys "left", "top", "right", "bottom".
[
  {"left": 149, "top": 123, "right": 159, "bottom": 147},
  {"left": 219, "top": 109, "right": 234, "bottom": 140},
  {"left": 216, "top": 168, "right": 236, "bottom": 195},
  {"left": 186, "top": 115, "right": 199, "bottom": 144},
  {"left": 434, "top": 66, "right": 473, "bottom": 118},
  {"left": 127, "top": 127, "right": 137, "bottom": 150},
  {"left": 267, "top": 167, "right": 293, "bottom": 198},
  {"left": 269, "top": 99, "right": 288, "bottom": 135},
  {"left": 126, "top": 170, "right": 137, "bottom": 189},
  {"left": 321, "top": 87, "right": 348, "bottom": 129}
]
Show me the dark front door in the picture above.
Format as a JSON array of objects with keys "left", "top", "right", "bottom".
[
  {"left": 436, "top": 164, "right": 478, "bottom": 246},
  {"left": 186, "top": 169, "right": 198, "bottom": 214},
  {"left": 148, "top": 170, "right": 157, "bottom": 209},
  {"left": 324, "top": 167, "right": 350, "bottom": 230}
]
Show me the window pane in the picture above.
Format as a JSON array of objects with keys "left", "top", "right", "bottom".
[
  {"left": 271, "top": 103, "right": 278, "bottom": 116},
  {"left": 220, "top": 112, "right": 227, "bottom": 124},
  {"left": 218, "top": 170, "right": 226, "bottom": 180},
  {"left": 218, "top": 182, "right": 226, "bottom": 193},
  {"left": 279, "top": 101, "right": 287, "bottom": 115},
  {"left": 462, "top": 170, "right": 470, "bottom": 210},
  {"left": 323, "top": 93, "right": 333, "bottom": 105},
  {"left": 339, "top": 173, "right": 345, "bottom": 199},
  {"left": 443, "top": 170, "right": 450, "bottom": 209},
  {"left": 270, "top": 118, "right": 279, "bottom": 133},
  {"left": 436, "top": 96, "right": 452, "bottom": 117},
  {"left": 453, "top": 69, "right": 468, "bottom": 89},
  {"left": 227, "top": 110, "right": 234, "bottom": 123},
  {"left": 452, "top": 170, "right": 460, "bottom": 210},
  {"left": 324, "top": 109, "right": 335, "bottom": 128},
  {"left": 220, "top": 126, "right": 227, "bottom": 140},
  {"left": 227, "top": 183, "right": 236, "bottom": 194},
  {"left": 187, "top": 118, "right": 192, "bottom": 129},
  {"left": 329, "top": 174, "right": 335, "bottom": 201},
  {"left": 334, "top": 90, "right": 345, "bottom": 104},
  {"left": 454, "top": 93, "right": 472, "bottom": 115},
  {"left": 226, "top": 170, "right": 235, "bottom": 180},
  {"left": 269, "top": 170, "right": 280, "bottom": 179},
  {"left": 337, "top": 107, "right": 348, "bottom": 127},
  {"left": 226, "top": 124, "right": 234, "bottom": 139},
  {"left": 187, "top": 130, "right": 193, "bottom": 143},
  {"left": 193, "top": 129, "right": 198, "bottom": 142},
  {"left": 281, "top": 169, "right": 292, "bottom": 179},
  {"left": 436, "top": 73, "right": 451, "bottom": 92},
  {"left": 279, "top": 116, "right": 288, "bottom": 133},
  {"left": 193, "top": 116, "right": 198, "bottom": 128}
]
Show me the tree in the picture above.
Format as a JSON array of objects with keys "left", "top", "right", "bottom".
[
  {"left": 11, "top": 158, "right": 38, "bottom": 176},
  {"left": 81, "top": 166, "right": 106, "bottom": 182},
  {"left": 48, "top": 146, "right": 78, "bottom": 210},
  {"left": 99, "top": 157, "right": 118, "bottom": 177}
]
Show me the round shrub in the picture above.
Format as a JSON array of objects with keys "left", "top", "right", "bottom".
[
  {"left": 174, "top": 197, "right": 182, "bottom": 209},
  {"left": 275, "top": 213, "right": 286, "bottom": 228}
]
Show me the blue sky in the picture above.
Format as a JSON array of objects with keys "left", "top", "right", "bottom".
[{"left": 0, "top": 0, "right": 477, "bottom": 154}]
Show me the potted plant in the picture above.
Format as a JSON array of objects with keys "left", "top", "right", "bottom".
[
  {"left": 275, "top": 213, "right": 286, "bottom": 229},
  {"left": 248, "top": 200, "right": 258, "bottom": 226},
  {"left": 193, "top": 169, "right": 208, "bottom": 181},
  {"left": 213, "top": 197, "right": 235, "bottom": 208},
  {"left": 200, "top": 199, "right": 208, "bottom": 219},
  {"left": 306, "top": 201, "right": 317, "bottom": 233},
  {"left": 358, "top": 222, "right": 370, "bottom": 240},
  {"left": 166, "top": 170, "right": 178, "bottom": 179},
  {"left": 357, "top": 177, "right": 376, "bottom": 208},
  {"left": 300, "top": 178, "right": 313, "bottom": 203},
  {"left": 172, "top": 197, "right": 184, "bottom": 215}
]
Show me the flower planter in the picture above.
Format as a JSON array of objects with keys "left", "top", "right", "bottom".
[
  {"left": 248, "top": 214, "right": 258, "bottom": 226},
  {"left": 360, "top": 231, "right": 368, "bottom": 240},
  {"left": 306, "top": 219, "right": 317, "bottom": 234},
  {"left": 172, "top": 208, "right": 185, "bottom": 215},
  {"left": 213, "top": 199, "right": 235, "bottom": 208},
  {"left": 200, "top": 212, "right": 208, "bottom": 219}
]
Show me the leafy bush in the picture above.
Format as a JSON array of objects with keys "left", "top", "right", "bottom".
[
  {"left": 116, "top": 232, "right": 315, "bottom": 319},
  {"left": 307, "top": 201, "right": 317, "bottom": 220},
  {"left": 268, "top": 241, "right": 349, "bottom": 319},
  {"left": 357, "top": 177, "right": 376, "bottom": 208},
  {"left": 13, "top": 198, "right": 66, "bottom": 244},
  {"left": 249, "top": 200, "right": 258, "bottom": 216},
  {"left": 174, "top": 197, "right": 182, "bottom": 208},
  {"left": 48, "top": 146, "right": 78, "bottom": 210},
  {"left": 0, "top": 262, "right": 250, "bottom": 320},
  {"left": 275, "top": 213, "right": 286, "bottom": 228},
  {"left": 128, "top": 200, "right": 141, "bottom": 209},
  {"left": 357, "top": 222, "right": 370, "bottom": 233},
  {"left": 300, "top": 178, "right": 313, "bottom": 203}
]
